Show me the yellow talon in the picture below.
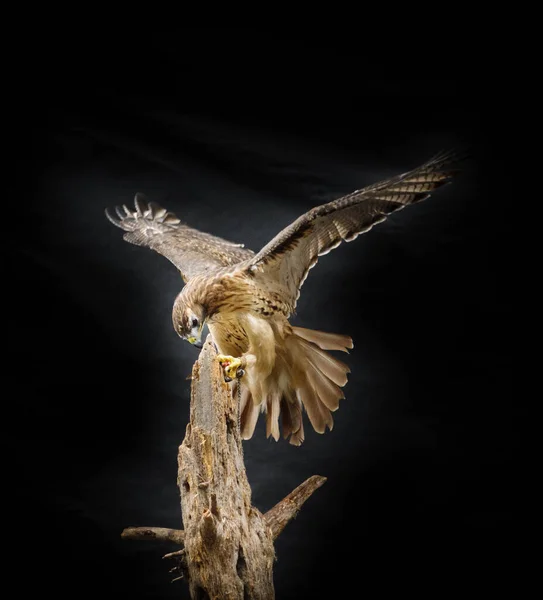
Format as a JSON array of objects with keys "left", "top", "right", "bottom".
[{"left": 217, "top": 355, "right": 245, "bottom": 380}]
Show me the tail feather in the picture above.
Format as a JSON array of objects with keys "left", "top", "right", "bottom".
[
  {"left": 292, "top": 326, "right": 353, "bottom": 353},
  {"left": 266, "top": 391, "right": 281, "bottom": 441},
  {"left": 281, "top": 394, "right": 304, "bottom": 446},
  {"left": 298, "top": 337, "right": 350, "bottom": 387},
  {"left": 296, "top": 382, "right": 332, "bottom": 434},
  {"left": 237, "top": 326, "right": 352, "bottom": 445},
  {"left": 304, "top": 358, "right": 344, "bottom": 411},
  {"left": 240, "top": 386, "right": 260, "bottom": 440}
]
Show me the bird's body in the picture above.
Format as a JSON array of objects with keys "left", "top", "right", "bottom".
[
  {"left": 106, "top": 151, "right": 463, "bottom": 445},
  {"left": 175, "top": 264, "right": 352, "bottom": 444}
]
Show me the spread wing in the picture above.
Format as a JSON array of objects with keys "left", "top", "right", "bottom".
[
  {"left": 106, "top": 193, "right": 254, "bottom": 282},
  {"left": 246, "top": 151, "right": 464, "bottom": 312}
]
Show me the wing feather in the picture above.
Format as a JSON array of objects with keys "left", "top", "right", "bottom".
[
  {"left": 246, "top": 151, "right": 465, "bottom": 311},
  {"left": 106, "top": 193, "right": 254, "bottom": 282}
]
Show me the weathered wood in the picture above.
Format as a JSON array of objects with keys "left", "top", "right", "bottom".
[
  {"left": 264, "top": 475, "right": 327, "bottom": 540},
  {"left": 121, "top": 526, "right": 185, "bottom": 545},
  {"left": 122, "top": 335, "right": 326, "bottom": 599},
  {"left": 178, "top": 336, "right": 275, "bottom": 599}
]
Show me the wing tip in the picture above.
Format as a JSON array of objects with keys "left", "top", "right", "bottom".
[
  {"left": 134, "top": 192, "right": 147, "bottom": 216},
  {"left": 104, "top": 207, "right": 122, "bottom": 228},
  {"left": 105, "top": 193, "right": 182, "bottom": 230},
  {"left": 428, "top": 147, "right": 470, "bottom": 169}
]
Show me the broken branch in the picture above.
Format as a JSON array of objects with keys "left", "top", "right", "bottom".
[
  {"left": 121, "top": 526, "right": 185, "bottom": 545},
  {"left": 264, "top": 475, "right": 327, "bottom": 540}
]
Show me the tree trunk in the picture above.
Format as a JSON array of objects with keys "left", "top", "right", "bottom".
[{"left": 122, "top": 336, "right": 326, "bottom": 599}]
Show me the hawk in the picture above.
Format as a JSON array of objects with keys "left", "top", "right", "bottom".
[{"left": 106, "top": 151, "right": 462, "bottom": 445}]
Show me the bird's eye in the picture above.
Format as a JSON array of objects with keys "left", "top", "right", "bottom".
[{"left": 191, "top": 318, "right": 199, "bottom": 328}]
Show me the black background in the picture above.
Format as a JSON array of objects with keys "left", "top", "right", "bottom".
[{"left": 5, "top": 33, "right": 516, "bottom": 598}]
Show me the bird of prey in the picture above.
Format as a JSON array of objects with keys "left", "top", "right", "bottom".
[{"left": 106, "top": 151, "right": 462, "bottom": 445}]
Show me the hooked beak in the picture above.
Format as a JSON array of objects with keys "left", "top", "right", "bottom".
[
  {"left": 187, "top": 336, "right": 202, "bottom": 348},
  {"left": 186, "top": 317, "right": 206, "bottom": 349}
]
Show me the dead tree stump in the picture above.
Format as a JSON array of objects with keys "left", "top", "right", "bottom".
[{"left": 122, "top": 336, "right": 326, "bottom": 599}]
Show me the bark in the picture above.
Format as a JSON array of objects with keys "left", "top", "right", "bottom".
[
  {"left": 121, "top": 526, "right": 185, "bottom": 545},
  {"left": 122, "top": 336, "right": 326, "bottom": 599},
  {"left": 263, "top": 475, "right": 327, "bottom": 540}
]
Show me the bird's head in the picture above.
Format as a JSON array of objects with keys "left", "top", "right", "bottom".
[{"left": 172, "top": 294, "right": 206, "bottom": 348}]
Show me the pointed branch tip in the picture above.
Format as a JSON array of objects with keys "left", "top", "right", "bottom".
[
  {"left": 264, "top": 475, "right": 327, "bottom": 540},
  {"left": 121, "top": 526, "right": 185, "bottom": 545},
  {"left": 163, "top": 549, "right": 186, "bottom": 560}
]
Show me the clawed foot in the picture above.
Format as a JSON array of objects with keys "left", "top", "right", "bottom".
[{"left": 217, "top": 355, "right": 245, "bottom": 382}]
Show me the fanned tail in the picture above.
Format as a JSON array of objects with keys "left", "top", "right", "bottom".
[
  {"left": 288, "top": 331, "right": 350, "bottom": 438},
  {"left": 237, "top": 327, "right": 352, "bottom": 446}
]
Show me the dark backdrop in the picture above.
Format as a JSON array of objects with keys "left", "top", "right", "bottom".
[{"left": 5, "top": 33, "right": 515, "bottom": 598}]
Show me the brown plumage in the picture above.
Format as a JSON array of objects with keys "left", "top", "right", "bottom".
[{"left": 106, "top": 150, "right": 463, "bottom": 445}]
